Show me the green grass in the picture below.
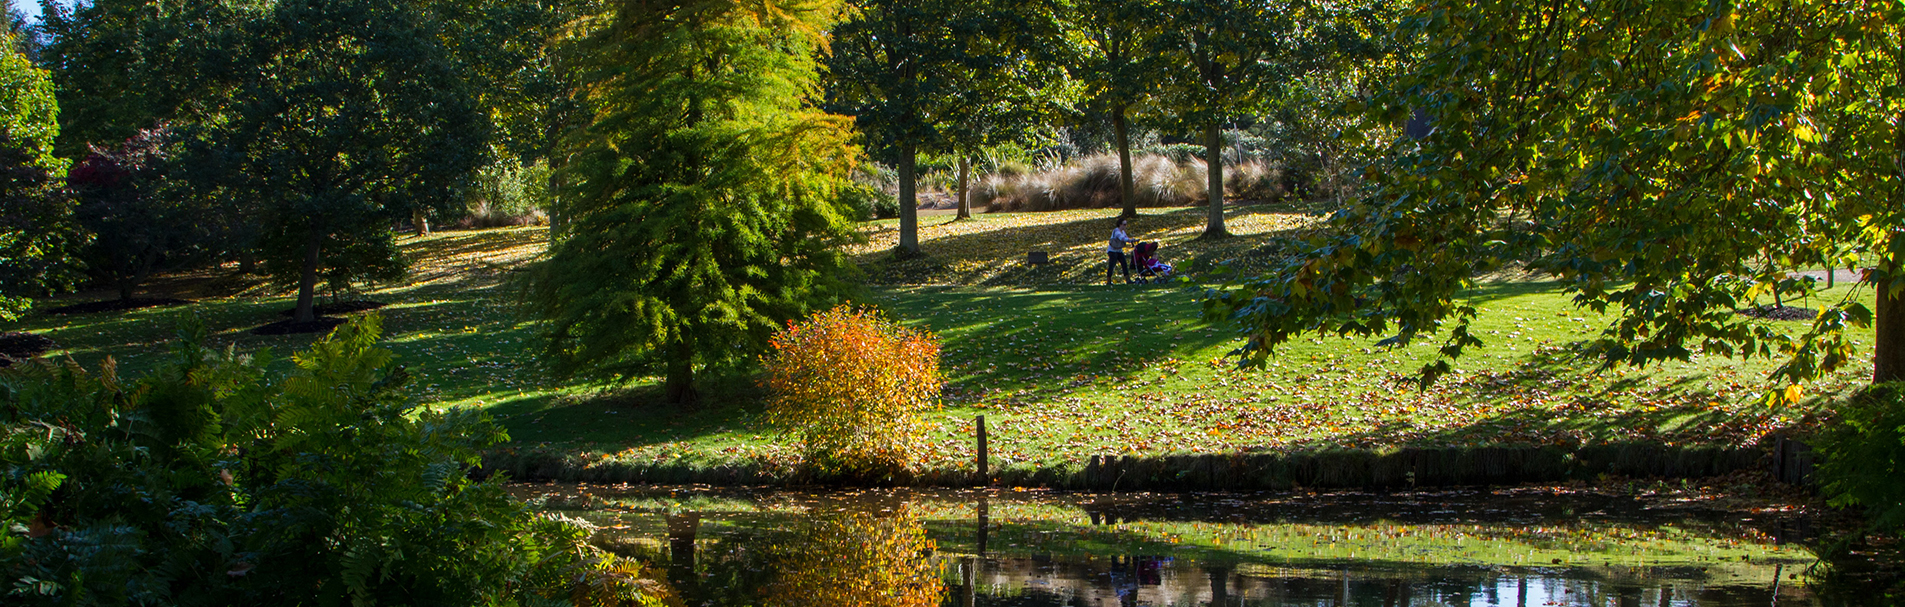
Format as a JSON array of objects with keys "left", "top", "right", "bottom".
[{"left": 2, "top": 213, "right": 1878, "bottom": 478}]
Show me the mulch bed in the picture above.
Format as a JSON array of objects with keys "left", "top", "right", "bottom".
[
  {"left": 1736, "top": 305, "right": 1817, "bottom": 321},
  {"left": 0, "top": 332, "right": 57, "bottom": 367},
  {"left": 277, "top": 300, "right": 386, "bottom": 317},
  {"left": 46, "top": 297, "right": 194, "bottom": 315},
  {"left": 250, "top": 317, "right": 348, "bottom": 336}
]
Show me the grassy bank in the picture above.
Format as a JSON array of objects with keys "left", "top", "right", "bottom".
[{"left": 2, "top": 205, "right": 1876, "bottom": 487}]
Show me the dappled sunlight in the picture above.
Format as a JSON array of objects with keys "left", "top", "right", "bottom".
[
  {"left": 403, "top": 225, "right": 548, "bottom": 286},
  {"left": 852, "top": 205, "right": 1321, "bottom": 286}
]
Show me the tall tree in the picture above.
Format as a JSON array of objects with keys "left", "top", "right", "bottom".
[
  {"left": 1206, "top": 0, "right": 1905, "bottom": 394},
  {"left": 1155, "top": 0, "right": 1355, "bottom": 239},
  {"left": 36, "top": 0, "right": 253, "bottom": 158},
  {"left": 830, "top": 0, "right": 1062, "bottom": 251},
  {"left": 939, "top": 0, "right": 1074, "bottom": 221},
  {"left": 197, "top": 0, "right": 486, "bottom": 324},
  {"left": 0, "top": 30, "right": 77, "bottom": 320},
  {"left": 417, "top": 0, "right": 584, "bottom": 235},
  {"left": 829, "top": 0, "right": 970, "bottom": 254},
  {"left": 529, "top": 0, "right": 862, "bottom": 404},
  {"left": 1070, "top": 0, "right": 1163, "bottom": 219}
]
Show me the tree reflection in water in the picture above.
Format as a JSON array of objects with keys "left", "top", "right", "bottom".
[
  {"left": 530, "top": 486, "right": 1901, "bottom": 606},
  {"left": 760, "top": 506, "right": 943, "bottom": 607}
]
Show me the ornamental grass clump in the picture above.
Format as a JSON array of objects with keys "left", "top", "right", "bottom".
[{"left": 763, "top": 306, "right": 941, "bottom": 480}]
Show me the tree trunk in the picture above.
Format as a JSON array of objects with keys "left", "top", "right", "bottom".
[
  {"left": 238, "top": 249, "right": 256, "bottom": 275},
  {"left": 1208, "top": 566, "right": 1231, "bottom": 605},
  {"left": 955, "top": 155, "right": 972, "bottom": 220},
  {"left": 665, "top": 339, "right": 698, "bottom": 405},
  {"left": 1879, "top": 102, "right": 1905, "bottom": 383},
  {"left": 1200, "top": 122, "right": 1230, "bottom": 239},
  {"left": 411, "top": 209, "right": 430, "bottom": 236},
  {"left": 122, "top": 251, "right": 161, "bottom": 303},
  {"left": 897, "top": 142, "right": 920, "bottom": 255},
  {"left": 294, "top": 232, "right": 322, "bottom": 323},
  {"left": 1114, "top": 107, "right": 1136, "bottom": 219}
]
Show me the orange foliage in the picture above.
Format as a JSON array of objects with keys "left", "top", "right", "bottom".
[
  {"left": 762, "top": 306, "right": 941, "bottom": 476},
  {"left": 760, "top": 508, "right": 942, "bottom": 607}
]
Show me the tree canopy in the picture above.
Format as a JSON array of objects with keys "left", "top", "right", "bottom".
[
  {"left": 829, "top": 0, "right": 1069, "bottom": 251},
  {"left": 1207, "top": 0, "right": 1905, "bottom": 397},
  {"left": 1068, "top": 0, "right": 1166, "bottom": 219},
  {"left": 195, "top": 0, "right": 488, "bottom": 323},
  {"left": 1154, "top": 0, "right": 1374, "bottom": 239},
  {"left": 70, "top": 127, "right": 211, "bottom": 302},
  {"left": 0, "top": 30, "right": 76, "bottom": 320},
  {"left": 528, "top": 0, "right": 863, "bottom": 404},
  {"left": 36, "top": 0, "right": 255, "bottom": 159}
]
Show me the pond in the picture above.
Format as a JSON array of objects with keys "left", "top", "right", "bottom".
[{"left": 514, "top": 484, "right": 1883, "bottom": 606}]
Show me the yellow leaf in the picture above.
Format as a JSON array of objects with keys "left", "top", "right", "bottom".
[{"left": 1781, "top": 385, "right": 1803, "bottom": 404}]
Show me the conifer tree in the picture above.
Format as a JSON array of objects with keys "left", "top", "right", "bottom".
[{"left": 529, "top": 0, "right": 862, "bottom": 404}]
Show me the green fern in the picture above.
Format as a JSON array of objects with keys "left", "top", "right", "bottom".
[{"left": 2, "top": 314, "right": 670, "bottom": 605}]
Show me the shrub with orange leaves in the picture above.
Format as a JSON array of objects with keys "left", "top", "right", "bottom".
[
  {"left": 760, "top": 508, "right": 942, "bottom": 607},
  {"left": 762, "top": 306, "right": 941, "bottom": 478}
]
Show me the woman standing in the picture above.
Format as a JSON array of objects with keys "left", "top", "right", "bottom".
[{"left": 1107, "top": 217, "right": 1133, "bottom": 285}]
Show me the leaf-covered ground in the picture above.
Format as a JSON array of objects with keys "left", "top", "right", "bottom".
[
  {"left": 851, "top": 204, "right": 1318, "bottom": 285},
  {"left": 1, "top": 215, "right": 1876, "bottom": 479}
]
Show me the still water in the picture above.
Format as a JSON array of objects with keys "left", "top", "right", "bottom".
[{"left": 513, "top": 484, "right": 1876, "bottom": 606}]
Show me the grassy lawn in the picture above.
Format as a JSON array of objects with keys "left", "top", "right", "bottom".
[{"left": 2, "top": 205, "right": 1877, "bottom": 478}]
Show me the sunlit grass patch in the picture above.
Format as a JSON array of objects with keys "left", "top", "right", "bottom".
[
  {"left": 852, "top": 204, "right": 1321, "bottom": 286},
  {"left": 4, "top": 222, "right": 1879, "bottom": 482}
]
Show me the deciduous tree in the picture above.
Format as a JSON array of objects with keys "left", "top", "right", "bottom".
[
  {"left": 1207, "top": 0, "right": 1905, "bottom": 396},
  {"left": 0, "top": 31, "right": 77, "bottom": 320},
  {"left": 198, "top": 0, "right": 487, "bottom": 324},
  {"left": 69, "top": 127, "right": 212, "bottom": 302},
  {"left": 1069, "top": 0, "right": 1164, "bottom": 219},
  {"left": 36, "top": 0, "right": 254, "bottom": 158},
  {"left": 1154, "top": 0, "right": 1366, "bottom": 239},
  {"left": 829, "top": 0, "right": 1065, "bottom": 249}
]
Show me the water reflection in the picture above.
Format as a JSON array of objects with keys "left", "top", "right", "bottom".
[
  {"left": 759, "top": 507, "right": 942, "bottom": 607},
  {"left": 513, "top": 485, "right": 1886, "bottom": 606}
]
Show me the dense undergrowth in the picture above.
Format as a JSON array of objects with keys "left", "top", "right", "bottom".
[{"left": 0, "top": 316, "right": 666, "bottom": 605}]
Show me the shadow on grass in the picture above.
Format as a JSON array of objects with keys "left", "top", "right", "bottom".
[
  {"left": 860, "top": 205, "right": 1313, "bottom": 287},
  {"left": 883, "top": 285, "right": 1234, "bottom": 398},
  {"left": 485, "top": 372, "right": 768, "bottom": 446}
]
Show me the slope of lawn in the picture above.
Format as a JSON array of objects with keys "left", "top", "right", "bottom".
[{"left": 2, "top": 205, "right": 1877, "bottom": 480}]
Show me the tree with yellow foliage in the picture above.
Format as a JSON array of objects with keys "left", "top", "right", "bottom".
[{"left": 529, "top": 0, "right": 864, "bottom": 404}]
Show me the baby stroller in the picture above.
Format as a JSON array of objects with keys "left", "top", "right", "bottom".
[{"left": 1132, "top": 241, "right": 1173, "bottom": 284}]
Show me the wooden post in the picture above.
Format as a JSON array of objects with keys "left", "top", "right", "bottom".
[{"left": 976, "top": 415, "right": 989, "bottom": 482}]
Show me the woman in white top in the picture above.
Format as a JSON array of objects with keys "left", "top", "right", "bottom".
[{"left": 1107, "top": 217, "right": 1133, "bottom": 285}]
